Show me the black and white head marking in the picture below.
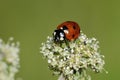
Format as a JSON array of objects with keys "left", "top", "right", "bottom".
[{"left": 53, "top": 29, "right": 65, "bottom": 42}]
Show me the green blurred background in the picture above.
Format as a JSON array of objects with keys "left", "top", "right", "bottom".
[{"left": 0, "top": 0, "right": 120, "bottom": 80}]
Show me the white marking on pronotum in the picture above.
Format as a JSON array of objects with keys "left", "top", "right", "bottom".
[
  {"left": 60, "top": 37, "right": 64, "bottom": 41},
  {"left": 60, "top": 33, "right": 64, "bottom": 37},
  {"left": 64, "top": 30, "right": 69, "bottom": 34}
]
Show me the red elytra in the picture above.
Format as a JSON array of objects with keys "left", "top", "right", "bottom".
[{"left": 57, "top": 21, "right": 80, "bottom": 41}]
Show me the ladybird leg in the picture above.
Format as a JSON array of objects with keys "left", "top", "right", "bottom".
[{"left": 64, "top": 39, "right": 71, "bottom": 49}]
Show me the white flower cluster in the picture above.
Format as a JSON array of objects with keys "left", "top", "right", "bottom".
[
  {"left": 0, "top": 37, "right": 20, "bottom": 80},
  {"left": 40, "top": 32, "right": 105, "bottom": 80}
]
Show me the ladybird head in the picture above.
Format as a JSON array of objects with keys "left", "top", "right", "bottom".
[{"left": 53, "top": 29, "right": 65, "bottom": 42}]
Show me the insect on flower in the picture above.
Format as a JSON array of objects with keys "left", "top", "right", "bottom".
[
  {"left": 40, "top": 21, "right": 106, "bottom": 80},
  {"left": 53, "top": 21, "right": 80, "bottom": 42}
]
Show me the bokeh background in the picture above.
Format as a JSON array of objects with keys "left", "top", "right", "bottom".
[{"left": 0, "top": 0, "right": 120, "bottom": 80}]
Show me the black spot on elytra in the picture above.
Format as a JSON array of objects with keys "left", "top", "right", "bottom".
[
  {"left": 62, "top": 25, "right": 68, "bottom": 30},
  {"left": 73, "top": 26, "right": 76, "bottom": 29},
  {"left": 72, "top": 34, "right": 75, "bottom": 38}
]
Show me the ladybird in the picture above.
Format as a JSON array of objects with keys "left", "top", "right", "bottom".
[{"left": 53, "top": 21, "right": 80, "bottom": 42}]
